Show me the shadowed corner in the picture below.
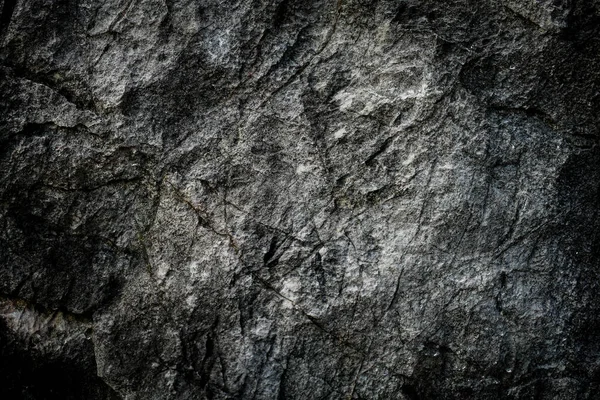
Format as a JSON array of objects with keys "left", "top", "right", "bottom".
[
  {"left": 556, "top": 146, "right": 600, "bottom": 395},
  {"left": 0, "top": 313, "right": 122, "bottom": 400}
]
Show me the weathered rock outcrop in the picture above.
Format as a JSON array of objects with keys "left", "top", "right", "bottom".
[{"left": 1, "top": 0, "right": 600, "bottom": 398}]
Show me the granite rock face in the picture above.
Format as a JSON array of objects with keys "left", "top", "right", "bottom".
[{"left": 1, "top": 0, "right": 600, "bottom": 398}]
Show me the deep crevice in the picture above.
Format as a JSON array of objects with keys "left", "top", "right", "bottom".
[{"left": 0, "top": 0, "right": 16, "bottom": 34}]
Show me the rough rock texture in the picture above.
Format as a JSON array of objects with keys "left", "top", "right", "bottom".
[{"left": 1, "top": 0, "right": 600, "bottom": 399}]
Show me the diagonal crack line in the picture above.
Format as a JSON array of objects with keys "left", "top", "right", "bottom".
[
  {"left": 1, "top": 64, "right": 97, "bottom": 113},
  {"left": 248, "top": 271, "right": 414, "bottom": 384},
  {"left": 165, "top": 180, "right": 238, "bottom": 249},
  {"left": 258, "top": 0, "right": 342, "bottom": 110},
  {"left": 224, "top": 199, "right": 308, "bottom": 244}
]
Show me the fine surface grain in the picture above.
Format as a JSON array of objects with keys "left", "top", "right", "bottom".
[{"left": 1, "top": 0, "right": 600, "bottom": 399}]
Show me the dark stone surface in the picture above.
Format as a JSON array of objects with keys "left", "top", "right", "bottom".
[{"left": 1, "top": 0, "right": 600, "bottom": 398}]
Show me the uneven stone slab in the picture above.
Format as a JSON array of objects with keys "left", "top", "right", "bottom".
[{"left": 1, "top": 0, "right": 600, "bottom": 398}]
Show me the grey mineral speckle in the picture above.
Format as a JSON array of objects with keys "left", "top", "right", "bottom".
[{"left": 1, "top": 0, "right": 600, "bottom": 399}]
